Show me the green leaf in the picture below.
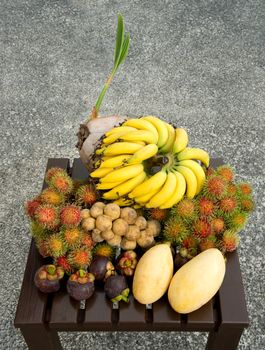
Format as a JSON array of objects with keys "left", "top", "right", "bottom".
[
  {"left": 114, "top": 14, "right": 124, "bottom": 66},
  {"left": 117, "top": 33, "right": 130, "bottom": 67}
]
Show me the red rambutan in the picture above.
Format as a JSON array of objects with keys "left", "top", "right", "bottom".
[
  {"left": 45, "top": 167, "right": 67, "bottom": 184},
  {"left": 205, "top": 167, "right": 215, "bottom": 177},
  {"left": 227, "top": 183, "right": 237, "bottom": 196},
  {"left": 35, "top": 238, "right": 49, "bottom": 258},
  {"left": 228, "top": 211, "right": 247, "bottom": 230},
  {"left": 34, "top": 204, "right": 60, "bottom": 230},
  {"left": 50, "top": 173, "right": 73, "bottom": 195},
  {"left": 211, "top": 217, "right": 225, "bottom": 234},
  {"left": 68, "top": 247, "right": 92, "bottom": 269},
  {"left": 148, "top": 208, "right": 169, "bottom": 221},
  {"left": 182, "top": 235, "right": 199, "bottom": 250},
  {"left": 199, "top": 236, "right": 217, "bottom": 252},
  {"left": 217, "top": 165, "right": 234, "bottom": 182},
  {"left": 222, "top": 230, "right": 240, "bottom": 252},
  {"left": 55, "top": 256, "right": 73, "bottom": 274},
  {"left": 219, "top": 197, "right": 237, "bottom": 214},
  {"left": 61, "top": 226, "right": 83, "bottom": 248},
  {"left": 40, "top": 188, "right": 65, "bottom": 206},
  {"left": 174, "top": 199, "right": 197, "bottom": 221},
  {"left": 203, "top": 175, "right": 227, "bottom": 200},
  {"left": 198, "top": 198, "right": 215, "bottom": 217},
  {"left": 193, "top": 219, "right": 212, "bottom": 238},
  {"left": 46, "top": 233, "right": 67, "bottom": 258},
  {"left": 60, "top": 205, "right": 82, "bottom": 227},
  {"left": 25, "top": 197, "right": 42, "bottom": 218},
  {"left": 81, "top": 233, "right": 95, "bottom": 249},
  {"left": 237, "top": 182, "right": 253, "bottom": 196},
  {"left": 240, "top": 197, "right": 254, "bottom": 213},
  {"left": 163, "top": 218, "right": 188, "bottom": 244},
  {"left": 76, "top": 184, "right": 97, "bottom": 207}
]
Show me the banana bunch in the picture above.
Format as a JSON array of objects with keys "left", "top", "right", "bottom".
[{"left": 90, "top": 116, "right": 210, "bottom": 209}]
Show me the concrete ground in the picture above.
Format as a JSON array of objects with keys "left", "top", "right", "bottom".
[{"left": 1, "top": 0, "right": 264, "bottom": 349}]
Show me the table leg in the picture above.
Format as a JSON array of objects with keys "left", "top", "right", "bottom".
[
  {"left": 20, "top": 325, "right": 62, "bottom": 350},
  {"left": 206, "top": 326, "right": 244, "bottom": 350}
]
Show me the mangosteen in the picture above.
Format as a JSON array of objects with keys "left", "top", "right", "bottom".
[
  {"left": 104, "top": 275, "right": 130, "bottom": 303},
  {"left": 67, "top": 270, "right": 95, "bottom": 301},
  {"left": 34, "top": 264, "right": 64, "bottom": 293},
  {"left": 116, "top": 250, "right": 138, "bottom": 277},
  {"left": 89, "top": 256, "right": 115, "bottom": 281}
]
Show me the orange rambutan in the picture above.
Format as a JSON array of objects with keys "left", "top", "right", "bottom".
[
  {"left": 219, "top": 197, "right": 237, "bottom": 214},
  {"left": 174, "top": 199, "right": 197, "bottom": 221},
  {"left": 45, "top": 167, "right": 67, "bottom": 184},
  {"left": 76, "top": 184, "right": 98, "bottom": 207},
  {"left": 199, "top": 236, "right": 217, "bottom": 252},
  {"left": 203, "top": 175, "right": 227, "bottom": 200},
  {"left": 240, "top": 197, "right": 254, "bottom": 213},
  {"left": 211, "top": 217, "right": 225, "bottom": 234},
  {"left": 163, "top": 218, "right": 188, "bottom": 244},
  {"left": 34, "top": 204, "right": 60, "bottom": 230},
  {"left": 46, "top": 233, "right": 67, "bottom": 258},
  {"left": 50, "top": 173, "right": 73, "bottom": 195},
  {"left": 60, "top": 205, "right": 82, "bottom": 227},
  {"left": 148, "top": 208, "right": 169, "bottom": 221},
  {"left": 217, "top": 165, "right": 234, "bottom": 182},
  {"left": 40, "top": 188, "right": 64, "bottom": 206},
  {"left": 25, "top": 197, "right": 42, "bottom": 218},
  {"left": 68, "top": 247, "right": 92, "bottom": 269},
  {"left": 198, "top": 198, "right": 215, "bottom": 217},
  {"left": 237, "top": 182, "right": 252, "bottom": 196},
  {"left": 193, "top": 219, "right": 212, "bottom": 238},
  {"left": 62, "top": 226, "right": 83, "bottom": 248},
  {"left": 222, "top": 230, "right": 240, "bottom": 252}
]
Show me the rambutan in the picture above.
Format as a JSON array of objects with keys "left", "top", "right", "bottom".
[
  {"left": 222, "top": 230, "right": 240, "bottom": 252},
  {"left": 46, "top": 233, "right": 67, "bottom": 258},
  {"left": 182, "top": 235, "right": 199, "bottom": 250},
  {"left": 93, "top": 243, "right": 115, "bottom": 259},
  {"left": 147, "top": 208, "right": 169, "bottom": 221},
  {"left": 163, "top": 218, "right": 188, "bottom": 244},
  {"left": 34, "top": 204, "right": 60, "bottom": 230},
  {"left": 203, "top": 175, "right": 226, "bottom": 200},
  {"left": 237, "top": 182, "right": 253, "bottom": 196},
  {"left": 54, "top": 256, "right": 73, "bottom": 274},
  {"left": 219, "top": 197, "right": 237, "bottom": 215},
  {"left": 217, "top": 165, "right": 234, "bottom": 182},
  {"left": 30, "top": 221, "right": 48, "bottom": 239},
  {"left": 205, "top": 167, "right": 215, "bottom": 177},
  {"left": 228, "top": 211, "right": 247, "bottom": 230},
  {"left": 68, "top": 247, "right": 92, "bottom": 269},
  {"left": 45, "top": 167, "right": 67, "bottom": 184},
  {"left": 199, "top": 236, "right": 217, "bottom": 252},
  {"left": 25, "top": 197, "right": 42, "bottom": 218},
  {"left": 40, "top": 188, "right": 64, "bottom": 206},
  {"left": 174, "top": 199, "right": 197, "bottom": 222},
  {"left": 35, "top": 238, "right": 49, "bottom": 258},
  {"left": 240, "top": 197, "right": 254, "bottom": 213},
  {"left": 81, "top": 233, "right": 95, "bottom": 249},
  {"left": 76, "top": 184, "right": 98, "bottom": 207},
  {"left": 60, "top": 205, "right": 82, "bottom": 227},
  {"left": 50, "top": 173, "right": 73, "bottom": 195},
  {"left": 193, "top": 219, "right": 212, "bottom": 238},
  {"left": 61, "top": 226, "right": 83, "bottom": 248},
  {"left": 227, "top": 183, "right": 237, "bottom": 196},
  {"left": 211, "top": 217, "right": 225, "bottom": 234},
  {"left": 198, "top": 198, "right": 215, "bottom": 217}
]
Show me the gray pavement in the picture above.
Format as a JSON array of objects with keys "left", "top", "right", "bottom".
[{"left": 0, "top": 0, "right": 264, "bottom": 349}]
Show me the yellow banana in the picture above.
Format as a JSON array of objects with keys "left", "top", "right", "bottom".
[
  {"left": 105, "top": 126, "right": 137, "bottom": 136},
  {"left": 102, "top": 142, "right": 143, "bottom": 156},
  {"left": 146, "top": 172, "right": 177, "bottom": 208},
  {"left": 103, "top": 128, "right": 137, "bottom": 144},
  {"left": 90, "top": 167, "right": 113, "bottom": 178},
  {"left": 177, "top": 147, "right": 210, "bottom": 167},
  {"left": 173, "top": 128, "right": 189, "bottom": 154},
  {"left": 120, "top": 130, "right": 158, "bottom": 144},
  {"left": 159, "top": 123, "right": 176, "bottom": 153},
  {"left": 103, "top": 171, "right": 146, "bottom": 200},
  {"left": 100, "top": 164, "right": 144, "bottom": 183},
  {"left": 123, "top": 119, "right": 159, "bottom": 140},
  {"left": 127, "top": 144, "right": 158, "bottom": 164},
  {"left": 134, "top": 188, "right": 159, "bottom": 204},
  {"left": 141, "top": 116, "right": 169, "bottom": 148},
  {"left": 178, "top": 160, "right": 206, "bottom": 194},
  {"left": 114, "top": 198, "right": 134, "bottom": 206},
  {"left": 175, "top": 165, "right": 197, "bottom": 199},
  {"left": 99, "top": 155, "right": 131, "bottom": 168},
  {"left": 160, "top": 172, "right": 186, "bottom": 208},
  {"left": 96, "top": 180, "right": 124, "bottom": 190},
  {"left": 129, "top": 170, "right": 167, "bottom": 198}
]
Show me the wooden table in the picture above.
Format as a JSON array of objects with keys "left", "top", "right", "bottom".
[{"left": 14, "top": 158, "right": 249, "bottom": 350}]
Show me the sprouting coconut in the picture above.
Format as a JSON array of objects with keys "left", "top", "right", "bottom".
[{"left": 76, "top": 15, "right": 130, "bottom": 169}]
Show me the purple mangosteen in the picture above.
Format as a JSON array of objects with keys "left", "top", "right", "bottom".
[
  {"left": 67, "top": 270, "right": 95, "bottom": 301},
  {"left": 89, "top": 256, "right": 115, "bottom": 281},
  {"left": 104, "top": 275, "right": 130, "bottom": 303},
  {"left": 34, "top": 264, "right": 64, "bottom": 293}
]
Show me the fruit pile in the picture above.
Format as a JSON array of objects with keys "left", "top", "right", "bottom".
[
  {"left": 162, "top": 165, "right": 254, "bottom": 265},
  {"left": 91, "top": 116, "right": 210, "bottom": 208},
  {"left": 81, "top": 202, "right": 161, "bottom": 250}
]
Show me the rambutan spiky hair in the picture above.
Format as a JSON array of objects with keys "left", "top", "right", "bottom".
[
  {"left": 60, "top": 205, "right": 82, "bottom": 227},
  {"left": 34, "top": 204, "right": 60, "bottom": 230},
  {"left": 67, "top": 247, "right": 92, "bottom": 269},
  {"left": 163, "top": 217, "right": 188, "bottom": 244}
]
